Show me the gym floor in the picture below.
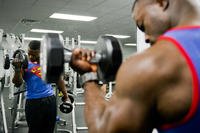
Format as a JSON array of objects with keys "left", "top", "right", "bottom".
[{"left": 2, "top": 84, "right": 88, "bottom": 133}]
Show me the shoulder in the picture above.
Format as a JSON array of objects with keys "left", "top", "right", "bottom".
[
  {"left": 115, "top": 40, "right": 185, "bottom": 97},
  {"left": 28, "top": 61, "right": 40, "bottom": 68},
  {"left": 113, "top": 40, "right": 192, "bottom": 126}
]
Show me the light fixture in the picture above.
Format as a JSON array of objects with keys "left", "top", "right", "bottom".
[
  {"left": 80, "top": 40, "right": 97, "bottom": 44},
  {"left": 24, "top": 37, "right": 42, "bottom": 41},
  {"left": 30, "top": 29, "right": 63, "bottom": 33},
  {"left": 124, "top": 43, "right": 137, "bottom": 46},
  {"left": 106, "top": 34, "right": 130, "bottom": 39},
  {"left": 50, "top": 13, "right": 97, "bottom": 22}
]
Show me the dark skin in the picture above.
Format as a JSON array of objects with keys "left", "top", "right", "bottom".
[
  {"left": 12, "top": 48, "right": 70, "bottom": 102},
  {"left": 70, "top": 0, "right": 200, "bottom": 132}
]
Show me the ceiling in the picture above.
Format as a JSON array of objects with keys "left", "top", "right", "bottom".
[{"left": 0, "top": 0, "right": 137, "bottom": 46}]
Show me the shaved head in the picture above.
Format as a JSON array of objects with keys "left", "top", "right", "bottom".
[{"left": 132, "top": 0, "right": 139, "bottom": 12}]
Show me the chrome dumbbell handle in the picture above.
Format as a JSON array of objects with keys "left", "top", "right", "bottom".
[
  {"left": 64, "top": 48, "right": 102, "bottom": 63},
  {"left": 64, "top": 48, "right": 72, "bottom": 62}
]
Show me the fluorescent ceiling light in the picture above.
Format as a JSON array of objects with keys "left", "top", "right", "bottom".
[
  {"left": 30, "top": 29, "right": 63, "bottom": 33},
  {"left": 124, "top": 43, "right": 137, "bottom": 46},
  {"left": 24, "top": 37, "right": 42, "bottom": 41},
  {"left": 80, "top": 40, "right": 97, "bottom": 44},
  {"left": 106, "top": 34, "right": 130, "bottom": 39},
  {"left": 50, "top": 13, "right": 97, "bottom": 22}
]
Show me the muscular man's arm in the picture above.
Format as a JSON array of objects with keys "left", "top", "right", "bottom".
[
  {"left": 57, "top": 75, "right": 69, "bottom": 101},
  {"left": 83, "top": 61, "right": 156, "bottom": 133},
  {"left": 82, "top": 42, "right": 185, "bottom": 133},
  {"left": 12, "top": 57, "right": 24, "bottom": 87},
  {"left": 12, "top": 69, "right": 24, "bottom": 87}
]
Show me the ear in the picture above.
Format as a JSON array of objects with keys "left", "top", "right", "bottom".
[{"left": 156, "top": 0, "right": 169, "bottom": 11}]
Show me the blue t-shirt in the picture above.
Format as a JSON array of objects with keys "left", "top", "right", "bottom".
[
  {"left": 23, "top": 62, "right": 54, "bottom": 99},
  {"left": 157, "top": 26, "right": 200, "bottom": 133}
]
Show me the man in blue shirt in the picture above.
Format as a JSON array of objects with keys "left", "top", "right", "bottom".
[{"left": 12, "top": 40, "right": 71, "bottom": 133}]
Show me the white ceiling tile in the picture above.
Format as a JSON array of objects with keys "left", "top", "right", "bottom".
[{"left": 0, "top": 0, "right": 137, "bottom": 46}]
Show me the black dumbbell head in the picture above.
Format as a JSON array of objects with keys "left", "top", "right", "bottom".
[
  {"left": 4, "top": 54, "right": 10, "bottom": 69},
  {"left": 95, "top": 36, "right": 123, "bottom": 83},
  {"left": 40, "top": 33, "right": 64, "bottom": 83},
  {"left": 59, "top": 102, "right": 73, "bottom": 114}
]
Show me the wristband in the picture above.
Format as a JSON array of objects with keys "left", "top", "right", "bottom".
[{"left": 79, "top": 72, "right": 98, "bottom": 87}]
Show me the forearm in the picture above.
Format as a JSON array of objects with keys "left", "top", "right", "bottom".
[
  {"left": 12, "top": 69, "right": 23, "bottom": 87},
  {"left": 57, "top": 77, "right": 68, "bottom": 99},
  {"left": 83, "top": 81, "right": 108, "bottom": 132}
]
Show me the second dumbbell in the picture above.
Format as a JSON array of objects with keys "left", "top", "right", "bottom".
[{"left": 4, "top": 49, "right": 28, "bottom": 70}]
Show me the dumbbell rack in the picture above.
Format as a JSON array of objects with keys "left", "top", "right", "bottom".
[
  {"left": 64, "top": 36, "right": 88, "bottom": 133},
  {"left": 54, "top": 84, "right": 72, "bottom": 133},
  {"left": 71, "top": 88, "right": 88, "bottom": 133},
  {"left": 10, "top": 84, "right": 27, "bottom": 133},
  {"left": 0, "top": 76, "right": 8, "bottom": 133},
  {"left": 69, "top": 64, "right": 88, "bottom": 133},
  {"left": 71, "top": 82, "right": 115, "bottom": 133},
  {"left": 105, "top": 82, "right": 115, "bottom": 100}
]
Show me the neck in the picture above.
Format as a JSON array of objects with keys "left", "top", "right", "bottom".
[{"left": 30, "top": 59, "right": 39, "bottom": 64}]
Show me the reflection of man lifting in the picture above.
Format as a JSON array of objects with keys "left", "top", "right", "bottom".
[{"left": 12, "top": 40, "right": 72, "bottom": 133}]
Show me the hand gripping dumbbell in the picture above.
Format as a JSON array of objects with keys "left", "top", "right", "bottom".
[
  {"left": 40, "top": 33, "right": 123, "bottom": 83},
  {"left": 4, "top": 49, "right": 28, "bottom": 70}
]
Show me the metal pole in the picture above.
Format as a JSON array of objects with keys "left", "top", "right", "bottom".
[
  {"left": 71, "top": 38, "right": 77, "bottom": 133},
  {"left": 0, "top": 79, "right": 8, "bottom": 133}
]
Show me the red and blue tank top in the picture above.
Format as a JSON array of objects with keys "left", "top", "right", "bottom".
[{"left": 157, "top": 26, "right": 200, "bottom": 133}]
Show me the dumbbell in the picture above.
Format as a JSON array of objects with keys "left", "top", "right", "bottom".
[
  {"left": 40, "top": 33, "right": 123, "bottom": 83},
  {"left": 59, "top": 100, "right": 73, "bottom": 114},
  {"left": 59, "top": 93, "right": 74, "bottom": 114},
  {"left": 4, "top": 54, "right": 10, "bottom": 69},
  {"left": 4, "top": 49, "right": 28, "bottom": 70}
]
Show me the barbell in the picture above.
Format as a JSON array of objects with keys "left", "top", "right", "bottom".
[{"left": 40, "top": 33, "right": 123, "bottom": 83}]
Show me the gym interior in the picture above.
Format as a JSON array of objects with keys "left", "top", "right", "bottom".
[{"left": 0, "top": 0, "right": 156, "bottom": 133}]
